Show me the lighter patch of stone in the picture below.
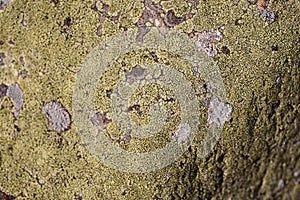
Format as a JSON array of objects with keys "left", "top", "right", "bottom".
[
  {"left": 42, "top": 101, "right": 71, "bottom": 134},
  {"left": 208, "top": 97, "right": 232, "bottom": 127},
  {"left": 172, "top": 123, "right": 191, "bottom": 144},
  {"left": 125, "top": 66, "right": 147, "bottom": 84},
  {"left": 6, "top": 83, "right": 23, "bottom": 119},
  {"left": 195, "top": 30, "right": 223, "bottom": 57},
  {"left": 0, "top": 0, "right": 14, "bottom": 11}
]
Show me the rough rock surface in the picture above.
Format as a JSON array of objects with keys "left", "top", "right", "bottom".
[{"left": 0, "top": 0, "right": 299, "bottom": 199}]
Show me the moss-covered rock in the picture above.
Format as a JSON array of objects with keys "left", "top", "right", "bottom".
[{"left": 0, "top": 0, "right": 299, "bottom": 199}]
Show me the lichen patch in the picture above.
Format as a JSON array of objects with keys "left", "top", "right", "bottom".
[{"left": 42, "top": 101, "right": 71, "bottom": 134}]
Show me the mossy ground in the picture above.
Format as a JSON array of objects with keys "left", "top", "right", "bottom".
[{"left": 0, "top": 0, "right": 299, "bottom": 199}]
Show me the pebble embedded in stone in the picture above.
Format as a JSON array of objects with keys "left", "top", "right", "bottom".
[
  {"left": 261, "top": 8, "right": 275, "bottom": 24},
  {"left": 277, "top": 179, "right": 284, "bottom": 190}
]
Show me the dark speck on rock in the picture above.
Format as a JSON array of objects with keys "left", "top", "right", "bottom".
[
  {"left": 51, "top": 0, "right": 60, "bottom": 8},
  {"left": 221, "top": 46, "right": 231, "bottom": 55},
  {"left": 18, "top": 69, "right": 31, "bottom": 79},
  {"left": 8, "top": 40, "right": 15, "bottom": 45},
  {"left": 164, "top": 10, "right": 183, "bottom": 27},
  {"left": 96, "top": 25, "right": 102, "bottom": 37},
  {"left": 0, "top": 52, "right": 5, "bottom": 66},
  {"left": 74, "top": 194, "right": 82, "bottom": 200},
  {"left": 91, "top": 112, "right": 112, "bottom": 130},
  {"left": 271, "top": 45, "right": 278, "bottom": 51},
  {"left": 149, "top": 51, "right": 159, "bottom": 62},
  {"left": 0, "top": 190, "right": 16, "bottom": 200},
  {"left": 234, "top": 18, "right": 242, "bottom": 26},
  {"left": 14, "top": 125, "right": 21, "bottom": 132},
  {"left": 106, "top": 89, "right": 113, "bottom": 98},
  {"left": 121, "top": 61, "right": 126, "bottom": 67},
  {"left": 0, "top": 83, "right": 8, "bottom": 101},
  {"left": 19, "top": 56, "right": 25, "bottom": 66},
  {"left": 0, "top": 52, "right": 5, "bottom": 59},
  {"left": 64, "top": 17, "right": 72, "bottom": 26}
]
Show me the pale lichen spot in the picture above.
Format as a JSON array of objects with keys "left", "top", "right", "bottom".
[
  {"left": 208, "top": 98, "right": 232, "bottom": 127},
  {"left": 42, "top": 101, "right": 71, "bottom": 134},
  {"left": 172, "top": 123, "right": 191, "bottom": 144}
]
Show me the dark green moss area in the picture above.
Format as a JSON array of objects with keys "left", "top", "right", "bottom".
[{"left": 0, "top": 0, "right": 299, "bottom": 199}]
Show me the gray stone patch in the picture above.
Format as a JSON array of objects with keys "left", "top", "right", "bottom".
[
  {"left": 42, "top": 101, "right": 71, "bottom": 134},
  {"left": 261, "top": 8, "right": 275, "bottom": 24},
  {"left": 195, "top": 30, "right": 223, "bottom": 57},
  {"left": 6, "top": 83, "right": 23, "bottom": 119},
  {"left": 91, "top": 112, "right": 112, "bottom": 131},
  {"left": 208, "top": 97, "right": 232, "bottom": 127},
  {"left": 125, "top": 66, "right": 147, "bottom": 84},
  {"left": 0, "top": 0, "right": 14, "bottom": 11}
]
